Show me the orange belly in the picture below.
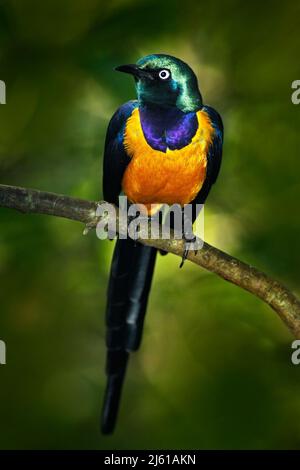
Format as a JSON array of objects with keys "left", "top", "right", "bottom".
[{"left": 122, "top": 108, "right": 214, "bottom": 214}]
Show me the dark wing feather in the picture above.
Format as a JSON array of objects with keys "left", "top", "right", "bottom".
[
  {"left": 203, "top": 104, "right": 223, "bottom": 186},
  {"left": 103, "top": 100, "right": 138, "bottom": 205},
  {"left": 188, "top": 105, "right": 223, "bottom": 224},
  {"left": 192, "top": 105, "right": 224, "bottom": 207}
]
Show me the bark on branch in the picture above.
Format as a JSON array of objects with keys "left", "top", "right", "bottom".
[{"left": 1, "top": 183, "right": 300, "bottom": 338}]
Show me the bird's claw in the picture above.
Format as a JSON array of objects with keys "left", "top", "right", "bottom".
[
  {"left": 83, "top": 222, "right": 95, "bottom": 235},
  {"left": 179, "top": 233, "right": 202, "bottom": 268}
]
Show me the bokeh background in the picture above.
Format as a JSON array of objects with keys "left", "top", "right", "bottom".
[{"left": 0, "top": 0, "right": 300, "bottom": 450}]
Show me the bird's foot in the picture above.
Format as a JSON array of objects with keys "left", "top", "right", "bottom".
[
  {"left": 83, "top": 222, "right": 95, "bottom": 236},
  {"left": 179, "top": 232, "right": 202, "bottom": 268}
]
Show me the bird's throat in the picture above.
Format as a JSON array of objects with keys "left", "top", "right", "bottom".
[{"left": 139, "top": 103, "right": 199, "bottom": 152}]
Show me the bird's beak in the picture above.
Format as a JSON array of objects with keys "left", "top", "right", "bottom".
[{"left": 115, "top": 64, "right": 154, "bottom": 80}]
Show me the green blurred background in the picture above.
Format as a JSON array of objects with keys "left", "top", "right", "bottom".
[{"left": 0, "top": 0, "right": 300, "bottom": 450}]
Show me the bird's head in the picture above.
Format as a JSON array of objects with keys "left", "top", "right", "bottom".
[{"left": 115, "top": 54, "right": 202, "bottom": 113}]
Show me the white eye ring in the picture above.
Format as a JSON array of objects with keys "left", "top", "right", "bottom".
[{"left": 158, "top": 69, "right": 170, "bottom": 80}]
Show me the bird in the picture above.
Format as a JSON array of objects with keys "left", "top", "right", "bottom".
[{"left": 101, "top": 54, "right": 223, "bottom": 434}]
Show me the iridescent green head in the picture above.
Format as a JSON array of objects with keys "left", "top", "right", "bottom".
[{"left": 115, "top": 54, "right": 202, "bottom": 113}]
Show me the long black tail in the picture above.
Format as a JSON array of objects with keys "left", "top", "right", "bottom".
[{"left": 101, "top": 238, "right": 157, "bottom": 434}]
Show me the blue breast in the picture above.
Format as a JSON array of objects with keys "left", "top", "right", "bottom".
[{"left": 139, "top": 104, "right": 198, "bottom": 152}]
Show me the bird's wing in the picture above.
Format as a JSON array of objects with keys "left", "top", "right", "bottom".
[
  {"left": 187, "top": 105, "right": 223, "bottom": 226},
  {"left": 103, "top": 100, "right": 138, "bottom": 205},
  {"left": 193, "top": 105, "right": 224, "bottom": 207},
  {"left": 203, "top": 105, "right": 224, "bottom": 186}
]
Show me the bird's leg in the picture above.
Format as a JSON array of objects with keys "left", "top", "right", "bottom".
[
  {"left": 180, "top": 233, "right": 197, "bottom": 268},
  {"left": 179, "top": 211, "right": 202, "bottom": 268}
]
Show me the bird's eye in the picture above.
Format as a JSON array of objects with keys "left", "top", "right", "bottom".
[{"left": 158, "top": 69, "right": 170, "bottom": 80}]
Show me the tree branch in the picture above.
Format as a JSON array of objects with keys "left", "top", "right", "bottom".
[{"left": 1, "top": 183, "right": 300, "bottom": 338}]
